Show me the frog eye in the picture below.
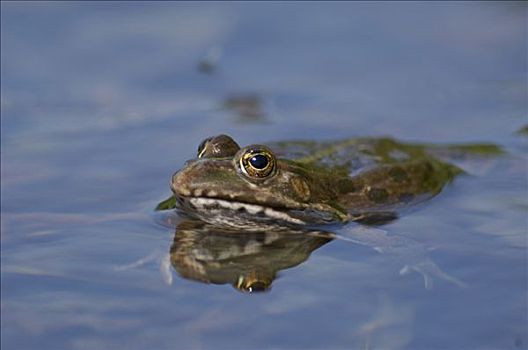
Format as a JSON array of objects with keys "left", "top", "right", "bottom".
[
  {"left": 239, "top": 147, "right": 276, "bottom": 179},
  {"left": 236, "top": 281, "right": 270, "bottom": 293},
  {"left": 197, "top": 135, "right": 241, "bottom": 159},
  {"left": 197, "top": 137, "right": 213, "bottom": 158},
  {"left": 234, "top": 275, "right": 272, "bottom": 293}
]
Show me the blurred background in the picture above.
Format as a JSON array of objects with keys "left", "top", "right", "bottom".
[{"left": 1, "top": 2, "right": 527, "bottom": 349}]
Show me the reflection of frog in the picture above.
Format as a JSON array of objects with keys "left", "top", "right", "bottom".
[
  {"left": 158, "top": 134, "right": 501, "bottom": 229},
  {"left": 170, "top": 219, "right": 333, "bottom": 292},
  {"left": 167, "top": 218, "right": 466, "bottom": 292}
]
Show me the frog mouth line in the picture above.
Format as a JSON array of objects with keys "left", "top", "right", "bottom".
[{"left": 185, "top": 197, "right": 306, "bottom": 225}]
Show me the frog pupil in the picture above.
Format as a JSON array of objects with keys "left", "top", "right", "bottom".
[{"left": 249, "top": 154, "right": 268, "bottom": 169}]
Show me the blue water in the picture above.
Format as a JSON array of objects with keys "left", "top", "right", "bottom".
[{"left": 2, "top": 2, "right": 527, "bottom": 349}]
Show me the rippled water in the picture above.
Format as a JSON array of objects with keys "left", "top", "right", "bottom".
[{"left": 2, "top": 2, "right": 527, "bottom": 349}]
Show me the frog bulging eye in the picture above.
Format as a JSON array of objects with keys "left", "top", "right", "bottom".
[
  {"left": 197, "top": 135, "right": 241, "bottom": 159},
  {"left": 239, "top": 147, "right": 276, "bottom": 179}
]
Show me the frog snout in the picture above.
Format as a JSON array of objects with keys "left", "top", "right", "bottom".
[
  {"left": 170, "top": 160, "right": 202, "bottom": 197},
  {"left": 170, "top": 168, "right": 192, "bottom": 197}
]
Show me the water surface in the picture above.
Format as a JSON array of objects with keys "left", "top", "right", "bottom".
[{"left": 1, "top": 2, "right": 527, "bottom": 349}]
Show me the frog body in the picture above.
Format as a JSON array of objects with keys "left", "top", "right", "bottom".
[{"left": 159, "top": 135, "right": 501, "bottom": 229}]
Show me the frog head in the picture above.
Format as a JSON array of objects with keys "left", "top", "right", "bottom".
[{"left": 170, "top": 135, "right": 349, "bottom": 229}]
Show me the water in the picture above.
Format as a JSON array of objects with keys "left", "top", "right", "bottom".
[{"left": 1, "top": 2, "right": 527, "bottom": 349}]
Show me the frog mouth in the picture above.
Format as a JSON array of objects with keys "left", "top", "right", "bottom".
[{"left": 177, "top": 196, "right": 307, "bottom": 226}]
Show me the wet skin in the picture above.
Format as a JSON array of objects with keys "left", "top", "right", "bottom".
[{"left": 159, "top": 135, "right": 500, "bottom": 229}]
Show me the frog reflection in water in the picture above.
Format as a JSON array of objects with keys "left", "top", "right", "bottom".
[
  {"left": 170, "top": 219, "right": 333, "bottom": 293},
  {"left": 159, "top": 134, "right": 499, "bottom": 228}
]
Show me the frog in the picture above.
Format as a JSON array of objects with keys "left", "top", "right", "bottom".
[{"left": 157, "top": 134, "right": 502, "bottom": 230}]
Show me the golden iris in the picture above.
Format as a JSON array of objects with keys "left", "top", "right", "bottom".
[{"left": 239, "top": 148, "right": 276, "bottom": 178}]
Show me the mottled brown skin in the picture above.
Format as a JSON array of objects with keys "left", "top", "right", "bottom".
[
  {"left": 164, "top": 135, "right": 465, "bottom": 228},
  {"left": 171, "top": 156, "right": 351, "bottom": 224},
  {"left": 342, "top": 160, "right": 456, "bottom": 214}
]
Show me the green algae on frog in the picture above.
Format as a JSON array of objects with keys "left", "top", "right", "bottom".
[{"left": 158, "top": 134, "right": 502, "bottom": 229}]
